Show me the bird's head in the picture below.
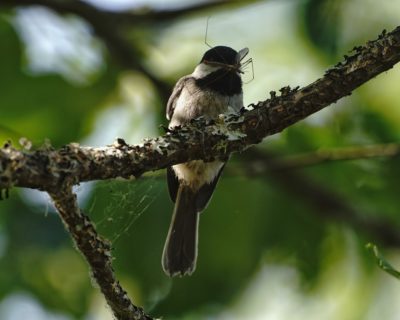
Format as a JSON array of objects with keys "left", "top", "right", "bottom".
[{"left": 192, "top": 46, "right": 250, "bottom": 79}]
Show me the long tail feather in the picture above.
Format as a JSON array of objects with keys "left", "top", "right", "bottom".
[{"left": 162, "top": 186, "right": 199, "bottom": 277}]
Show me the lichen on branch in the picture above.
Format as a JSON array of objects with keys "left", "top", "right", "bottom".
[
  {"left": 1, "top": 27, "right": 400, "bottom": 191},
  {"left": 49, "top": 183, "right": 153, "bottom": 320}
]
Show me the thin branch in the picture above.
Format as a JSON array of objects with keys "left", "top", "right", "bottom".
[
  {"left": 48, "top": 182, "right": 153, "bottom": 320},
  {"left": 1, "top": 26, "right": 400, "bottom": 191},
  {"left": 270, "top": 143, "right": 400, "bottom": 170},
  {"left": 241, "top": 148, "right": 400, "bottom": 247}
]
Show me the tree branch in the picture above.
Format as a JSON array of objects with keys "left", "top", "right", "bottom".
[
  {"left": 1, "top": 26, "right": 400, "bottom": 191},
  {"left": 240, "top": 148, "right": 400, "bottom": 247},
  {"left": 48, "top": 181, "right": 153, "bottom": 320},
  {"left": 269, "top": 143, "right": 400, "bottom": 170}
]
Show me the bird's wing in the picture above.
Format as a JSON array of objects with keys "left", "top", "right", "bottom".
[
  {"left": 166, "top": 76, "right": 191, "bottom": 120},
  {"left": 167, "top": 166, "right": 180, "bottom": 203},
  {"left": 195, "top": 164, "right": 225, "bottom": 212}
]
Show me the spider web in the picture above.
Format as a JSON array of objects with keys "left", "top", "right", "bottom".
[{"left": 87, "top": 177, "right": 160, "bottom": 244}]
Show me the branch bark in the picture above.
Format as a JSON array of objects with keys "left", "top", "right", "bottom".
[{"left": 49, "top": 182, "right": 153, "bottom": 320}]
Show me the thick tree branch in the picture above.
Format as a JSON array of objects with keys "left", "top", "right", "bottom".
[
  {"left": 1, "top": 26, "right": 400, "bottom": 191},
  {"left": 49, "top": 182, "right": 153, "bottom": 320}
]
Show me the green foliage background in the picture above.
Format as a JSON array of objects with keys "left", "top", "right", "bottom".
[{"left": 1, "top": 0, "right": 400, "bottom": 319}]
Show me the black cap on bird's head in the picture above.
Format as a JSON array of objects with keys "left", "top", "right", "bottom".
[{"left": 200, "top": 45, "right": 249, "bottom": 73}]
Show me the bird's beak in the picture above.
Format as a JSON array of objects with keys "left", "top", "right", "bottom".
[{"left": 237, "top": 47, "right": 249, "bottom": 63}]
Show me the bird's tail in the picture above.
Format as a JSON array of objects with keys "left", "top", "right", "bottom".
[{"left": 162, "top": 186, "right": 199, "bottom": 277}]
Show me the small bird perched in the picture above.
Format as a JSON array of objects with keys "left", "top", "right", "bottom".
[{"left": 162, "top": 45, "right": 250, "bottom": 277}]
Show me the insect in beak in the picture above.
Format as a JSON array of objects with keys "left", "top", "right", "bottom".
[
  {"left": 237, "top": 47, "right": 249, "bottom": 62},
  {"left": 203, "top": 47, "right": 251, "bottom": 75}
]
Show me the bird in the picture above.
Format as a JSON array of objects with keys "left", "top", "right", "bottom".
[{"left": 162, "top": 45, "right": 250, "bottom": 277}]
